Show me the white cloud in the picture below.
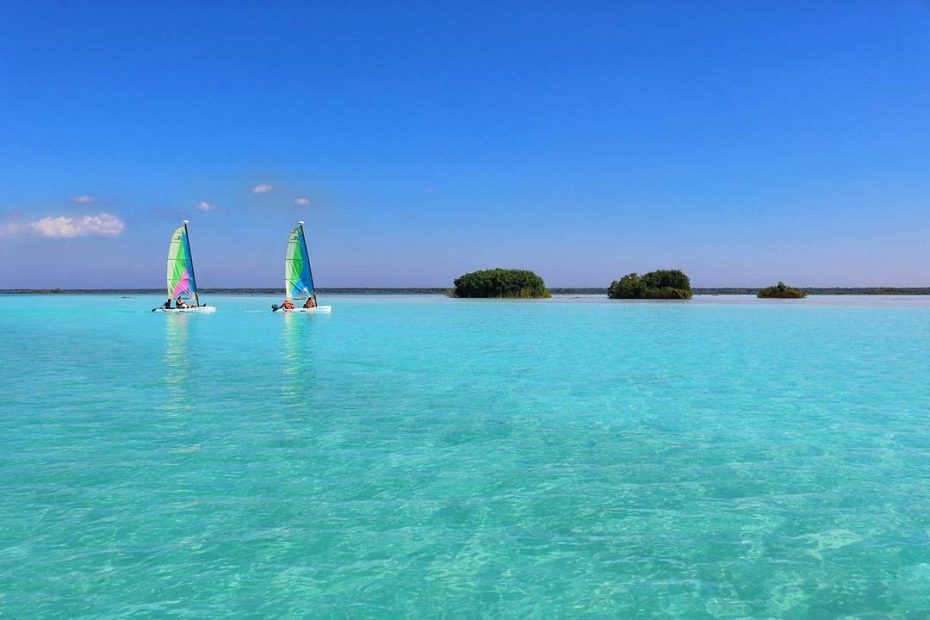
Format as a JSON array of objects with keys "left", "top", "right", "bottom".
[
  {"left": 252, "top": 184, "right": 273, "bottom": 193},
  {"left": 424, "top": 187, "right": 435, "bottom": 194},
  {"left": 29, "top": 213, "right": 125, "bottom": 238},
  {"left": 196, "top": 201, "right": 216, "bottom": 211},
  {"left": 71, "top": 195, "right": 96, "bottom": 204},
  {"left": 294, "top": 197, "right": 311, "bottom": 205}
]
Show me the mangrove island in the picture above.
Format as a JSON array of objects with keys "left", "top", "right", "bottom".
[
  {"left": 453, "top": 268, "right": 550, "bottom": 298},
  {"left": 608, "top": 269, "right": 693, "bottom": 300},
  {"left": 757, "top": 282, "right": 807, "bottom": 299}
]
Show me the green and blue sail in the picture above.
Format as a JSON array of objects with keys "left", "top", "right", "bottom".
[
  {"left": 285, "top": 223, "right": 316, "bottom": 302},
  {"left": 166, "top": 223, "right": 199, "bottom": 305}
]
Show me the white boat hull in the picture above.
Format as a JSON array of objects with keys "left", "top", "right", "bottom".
[
  {"left": 273, "top": 305, "right": 332, "bottom": 313},
  {"left": 154, "top": 306, "right": 217, "bottom": 313}
]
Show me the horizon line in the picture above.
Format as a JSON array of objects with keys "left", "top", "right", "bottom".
[{"left": 4, "top": 286, "right": 930, "bottom": 296}]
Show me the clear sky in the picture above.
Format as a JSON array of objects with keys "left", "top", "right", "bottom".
[{"left": 2, "top": 1, "right": 929, "bottom": 288}]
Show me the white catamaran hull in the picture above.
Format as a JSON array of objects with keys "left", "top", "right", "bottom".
[
  {"left": 154, "top": 306, "right": 217, "bottom": 313},
  {"left": 273, "top": 305, "right": 332, "bottom": 314}
]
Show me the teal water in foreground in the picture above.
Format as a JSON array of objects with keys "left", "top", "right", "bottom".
[{"left": 3, "top": 294, "right": 930, "bottom": 618}]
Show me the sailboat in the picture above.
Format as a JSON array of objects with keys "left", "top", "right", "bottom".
[
  {"left": 153, "top": 220, "right": 216, "bottom": 313},
  {"left": 272, "top": 221, "right": 331, "bottom": 313}
]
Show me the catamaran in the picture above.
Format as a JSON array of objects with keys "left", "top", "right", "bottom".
[
  {"left": 154, "top": 220, "right": 216, "bottom": 313},
  {"left": 272, "top": 221, "right": 331, "bottom": 313}
]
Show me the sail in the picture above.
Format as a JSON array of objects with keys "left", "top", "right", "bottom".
[
  {"left": 166, "top": 223, "right": 199, "bottom": 303},
  {"left": 285, "top": 223, "right": 315, "bottom": 300}
]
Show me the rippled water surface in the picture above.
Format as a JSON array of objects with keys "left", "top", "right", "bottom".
[{"left": 3, "top": 294, "right": 930, "bottom": 617}]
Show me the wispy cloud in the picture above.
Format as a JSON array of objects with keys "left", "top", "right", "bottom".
[
  {"left": 0, "top": 216, "right": 21, "bottom": 235},
  {"left": 1, "top": 212, "right": 125, "bottom": 238},
  {"left": 71, "top": 195, "right": 96, "bottom": 204},
  {"left": 424, "top": 187, "right": 435, "bottom": 194},
  {"left": 252, "top": 184, "right": 273, "bottom": 194},
  {"left": 294, "top": 197, "right": 312, "bottom": 206},
  {"left": 29, "top": 213, "right": 125, "bottom": 238},
  {"left": 196, "top": 201, "right": 216, "bottom": 211}
]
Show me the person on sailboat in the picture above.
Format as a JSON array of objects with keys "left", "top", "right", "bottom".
[
  {"left": 162, "top": 298, "right": 172, "bottom": 310},
  {"left": 281, "top": 299, "right": 295, "bottom": 310},
  {"left": 302, "top": 297, "right": 315, "bottom": 309},
  {"left": 176, "top": 296, "right": 191, "bottom": 309}
]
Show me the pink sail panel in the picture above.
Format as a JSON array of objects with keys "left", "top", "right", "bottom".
[{"left": 172, "top": 269, "right": 192, "bottom": 298}]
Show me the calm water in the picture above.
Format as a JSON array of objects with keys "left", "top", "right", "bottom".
[{"left": 2, "top": 294, "right": 930, "bottom": 618}]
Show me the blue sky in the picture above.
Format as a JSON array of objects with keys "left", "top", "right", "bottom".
[{"left": 1, "top": 1, "right": 929, "bottom": 288}]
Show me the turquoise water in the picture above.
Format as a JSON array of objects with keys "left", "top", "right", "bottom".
[{"left": 3, "top": 294, "right": 930, "bottom": 617}]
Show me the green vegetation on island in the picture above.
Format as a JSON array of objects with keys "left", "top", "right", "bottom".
[
  {"left": 452, "top": 268, "right": 550, "bottom": 298},
  {"left": 608, "top": 269, "right": 693, "bottom": 299},
  {"left": 757, "top": 282, "right": 807, "bottom": 299}
]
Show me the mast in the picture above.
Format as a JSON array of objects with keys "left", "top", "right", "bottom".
[
  {"left": 183, "top": 220, "right": 201, "bottom": 307},
  {"left": 299, "top": 220, "right": 317, "bottom": 306}
]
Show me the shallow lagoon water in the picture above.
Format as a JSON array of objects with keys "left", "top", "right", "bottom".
[{"left": 2, "top": 294, "right": 930, "bottom": 617}]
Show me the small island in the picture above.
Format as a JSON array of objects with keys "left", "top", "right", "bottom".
[
  {"left": 757, "top": 282, "right": 807, "bottom": 299},
  {"left": 452, "top": 268, "right": 550, "bottom": 298},
  {"left": 608, "top": 269, "right": 693, "bottom": 299}
]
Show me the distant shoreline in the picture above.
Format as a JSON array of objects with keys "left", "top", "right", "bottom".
[{"left": 3, "top": 287, "right": 930, "bottom": 296}]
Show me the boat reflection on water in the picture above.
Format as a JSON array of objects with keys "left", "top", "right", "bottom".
[
  {"left": 281, "top": 312, "right": 319, "bottom": 406},
  {"left": 161, "top": 313, "right": 192, "bottom": 414}
]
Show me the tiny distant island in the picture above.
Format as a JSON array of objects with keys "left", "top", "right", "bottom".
[
  {"left": 452, "top": 268, "right": 550, "bottom": 298},
  {"left": 757, "top": 282, "right": 807, "bottom": 299},
  {"left": 608, "top": 269, "right": 693, "bottom": 300}
]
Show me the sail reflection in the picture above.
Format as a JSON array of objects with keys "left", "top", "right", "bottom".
[
  {"left": 162, "top": 313, "right": 192, "bottom": 414},
  {"left": 281, "top": 312, "right": 317, "bottom": 405}
]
